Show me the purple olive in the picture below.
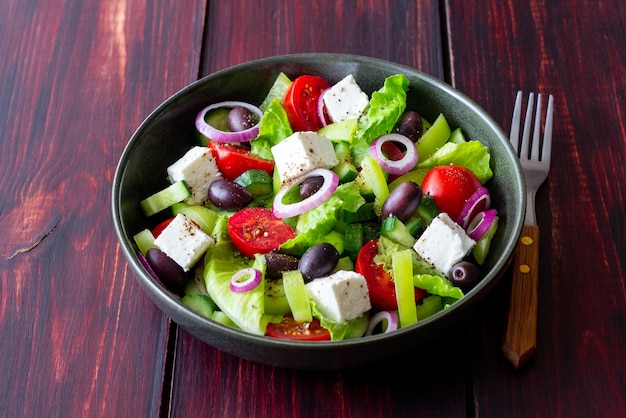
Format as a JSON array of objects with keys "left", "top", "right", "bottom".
[
  {"left": 449, "top": 261, "right": 482, "bottom": 291},
  {"left": 227, "top": 106, "right": 259, "bottom": 132},
  {"left": 208, "top": 179, "right": 253, "bottom": 210},
  {"left": 380, "top": 181, "right": 422, "bottom": 222},
  {"left": 146, "top": 248, "right": 187, "bottom": 293}
]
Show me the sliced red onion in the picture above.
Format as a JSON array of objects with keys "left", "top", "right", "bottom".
[
  {"left": 273, "top": 168, "right": 339, "bottom": 218},
  {"left": 365, "top": 310, "right": 399, "bottom": 336},
  {"left": 230, "top": 268, "right": 262, "bottom": 293},
  {"left": 369, "top": 133, "right": 418, "bottom": 175},
  {"left": 317, "top": 88, "right": 332, "bottom": 127},
  {"left": 466, "top": 208, "right": 498, "bottom": 241},
  {"left": 457, "top": 186, "right": 491, "bottom": 228},
  {"left": 195, "top": 101, "right": 262, "bottom": 143}
]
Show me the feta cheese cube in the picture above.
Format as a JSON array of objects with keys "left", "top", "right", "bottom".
[
  {"left": 154, "top": 213, "right": 214, "bottom": 271},
  {"left": 167, "top": 146, "right": 221, "bottom": 206},
  {"left": 305, "top": 270, "right": 371, "bottom": 322},
  {"left": 271, "top": 131, "right": 339, "bottom": 185},
  {"left": 413, "top": 213, "right": 475, "bottom": 277},
  {"left": 322, "top": 74, "right": 369, "bottom": 123}
]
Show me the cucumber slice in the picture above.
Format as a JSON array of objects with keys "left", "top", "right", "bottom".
[
  {"left": 416, "top": 295, "right": 443, "bottom": 320},
  {"left": 171, "top": 202, "right": 219, "bottom": 235},
  {"left": 333, "top": 160, "right": 358, "bottom": 183},
  {"left": 472, "top": 215, "right": 498, "bottom": 264},
  {"left": 283, "top": 270, "right": 312, "bottom": 322},
  {"left": 415, "top": 194, "right": 441, "bottom": 226},
  {"left": 319, "top": 119, "right": 357, "bottom": 142},
  {"left": 344, "top": 223, "right": 364, "bottom": 259},
  {"left": 182, "top": 294, "right": 216, "bottom": 319},
  {"left": 448, "top": 127, "right": 466, "bottom": 144},
  {"left": 140, "top": 180, "right": 191, "bottom": 216},
  {"left": 260, "top": 72, "right": 291, "bottom": 111},
  {"left": 323, "top": 230, "right": 345, "bottom": 255},
  {"left": 416, "top": 113, "right": 451, "bottom": 159},
  {"left": 393, "top": 249, "right": 417, "bottom": 327},
  {"left": 356, "top": 156, "right": 389, "bottom": 213},
  {"left": 380, "top": 216, "right": 416, "bottom": 248},
  {"left": 342, "top": 202, "right": 376, "bottom": 224},
  {"left": 133, "top": 228, "right": 156, "bottom": 255},
  {"left": 333, "top": 256, "right": 355, "bottom": 273},
  {"left": 264, "top": 278, "right": 291, "bottom": 315},
  {"left": 234, "top": 169, "right": 273, "bottom": 197}
]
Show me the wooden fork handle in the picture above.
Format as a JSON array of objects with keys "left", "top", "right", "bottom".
[{"left": 502, "top": 224, "right": 540, "bottom": 369}]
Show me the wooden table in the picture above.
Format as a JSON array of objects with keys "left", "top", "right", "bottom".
[{"left": 2, "top": 1, "right": 624, "bottom": 416}]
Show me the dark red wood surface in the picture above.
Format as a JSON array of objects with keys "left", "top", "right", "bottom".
[{"left": 1, "top": 0, "right": 624, "bottom": 417}]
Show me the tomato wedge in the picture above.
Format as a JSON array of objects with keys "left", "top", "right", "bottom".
[
  {"left": 207, "top": 141, "right": 274, "bottom": 181},
  {"left": 421, "top": 164, "right": 482, "bottom": 221},
  {"left": 266, "top": 315, "right": 331, "bottom": 341},
  {"left": 227, "top": 207, "right": 296, "bottom": 258},
  {"left": 283, "top": 75, "right": 331, "bottom": 131},
  {"left": 355, "top": 239, "right": 426, "bottom": 310},
  {"left": 152, "top": 217, "right": 174, "bottom": 238}
]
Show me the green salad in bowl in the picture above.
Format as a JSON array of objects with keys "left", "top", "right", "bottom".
[{"left": 112, "top": 54, "right": 524, "bottom": 369}]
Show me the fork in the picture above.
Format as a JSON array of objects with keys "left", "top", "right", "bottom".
[{"left": 502, "top": 91, "right": 554, "bottom": 369}]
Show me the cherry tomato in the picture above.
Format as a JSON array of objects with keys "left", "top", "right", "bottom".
[
  {"left": 207, "top": 141, "right": 274, "bottom": 181},
  {"left": 283, "top": 75, "right": 331, "bottom": 131},
  {"left": 420, "top": 164, "right": 482, "bottom": 221},
  {"left": 227, "top": 207, "right": 296, "bottom": 258},
  {"left": 355, "top": 239, "right": 425, "bottom": 310},
  {"left": 266, "top": 315, "right": 331, "bottom": 341},
  {"left": 152, "top": 217, "right": 174, "bottom": 238}
]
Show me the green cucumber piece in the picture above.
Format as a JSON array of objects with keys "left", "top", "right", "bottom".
[
  {"left": 416, "top": 295, "right": 443, "bottom": 320},
  {"left": 333, "top": 256, "right": 355, "bottom": 273},
  {"left": 416, "top": 113, "right": 451, "bottom": 159},
  {"left": 264, "top": 278, "right": 291, "bottom": 315},
  {"left": 363, "top": 221, "right": 381, "bottom": 243},
  {"left": 388, "top": 168, "right": 430, "bottom": 192},
  {"left": 323, "top": 230, "right": 345, "bottom": 256},
  {"left": 380, "top": 216, "right": 416, "bottom": 248},
  {"left": 283, "top": 270, "right": 312, "bottom": 322},
  {"left": 319, "top": 119, "right": 357, "bottom": 142},
  {"left": 333, "top": 160, "right": 358, "bottom": 183},
  {"left": 133, "top": 229, "right": 156, "bottom": 255},
  {"left": 393, "top": 249, "right": 417, "bottom": 327},
  {"left": 342, "top": 202, "right": 376, "bottom": 224},
  {"left": 171, "top": 202, "right": 219, "bottom": 235},
  {"left": 182, "top": 294, "right": 216, "bottom": 319},
  {"left": 448, "top": 127, "right": 466, "bottom": 144},
  {"left": 472, "top": 215, "right": 499, "bottom": 264},
  {"left": 415, "top": 194, "right": 440, "bottom": 226},
  {"left": 260, "top": 72, "right": 291, "bottom": 111},
  {"left": 356, "top": 156, "right": 389, "bottom": 213},
  {"left": 211, "top": 311, "right": 239, "bottom": 328},
  {"left": 344, "top": 223, "right": 364, "bottom": 259},
  {"left": 234, "top": 169, "right": 273, "bottom": 197},
  {"left": 140, "top": 180, "right": 191, "bottom": 217}
]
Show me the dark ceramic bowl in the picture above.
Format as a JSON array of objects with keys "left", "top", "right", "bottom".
[{"left": 112, "top": 53, "right": 524, "bottom": 370}]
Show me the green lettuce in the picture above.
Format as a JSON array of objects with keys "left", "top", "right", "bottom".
[
  {"left": 250, "top": 98, "right": 293, "bottom": 161},
  {"left": 417, "top": 140, "right": 493, "bottom": 183},
  {"left": 310, "top": 300, "right": 369, "bottom": 341}
]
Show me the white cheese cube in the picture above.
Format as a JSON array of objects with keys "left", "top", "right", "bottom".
[
  {"left": 271, "top": 131, "right": 339, "bottom": 185},
  {"left": 154, "top": 213, "right": 214, "bottom": 271},
  {"left": 413, "top": 213, "right": 475, "bottom": 277},
  {"left": 322, "top": 74, "right": 369, "bottom": 123},
  {"left": 167, "top": 146, "right": 221, "bottom": 206},
  {"left": 305, "top": 270, "right": 371, "bottom": 322}
]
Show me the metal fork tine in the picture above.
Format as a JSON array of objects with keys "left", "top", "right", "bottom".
[
  {"left": 510, "top": 91, "right": 523, "bottom": 152},
  {"left": 543, "top": 95, "right": 554, "bottom": 163},
  {"left": 520, "top": 92, "right": 535, "bottom": 160},
  {"left": 530, "top": 93, "right": 543, "bottom": 161}
]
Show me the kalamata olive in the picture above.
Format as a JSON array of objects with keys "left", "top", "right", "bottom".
[
  {"left": 449, "top": 261, "right": 482, "bottom": 291},
  {"left": 264, "top": 252, "right": 299, "bottom": 281},
  {"left": 227, "top": 106, "right": 260, "bottom": 132},
  {"left": 299, "top": 175, "right": 324, "bottom": 199},
  {"left": 298, "top": 243, "right": 340, "bottom": 281},
  {"left": 393, "top": 111, "right": 423, "bottom": 142},
  {"left": 208, "top": 178, "right": 253, "bottom": 210},
  {"left": 380, "top": 181, "right": 422, "bottom": 222},
  {"left": 146, "top": 248, "right": 187, "bottom": 293}
]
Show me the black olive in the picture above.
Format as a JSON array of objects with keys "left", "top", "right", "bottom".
[
  {"left": 449, "top": 261, "right": 482, "bottom": 291},
  {"left": 264, "top": 252, "right": 299, "bottom": 281},
  {"left": 208, "top": 179, "right": 253, "bottom": 210},
  {"left": 380, "top": 181, "right": 422, "bottom": 222},
  {"left": 298, "top": 243, "right": 340, "bottom": 281},
  {"left": 146, "top": 248, "right": 187, "bottom": 293}
]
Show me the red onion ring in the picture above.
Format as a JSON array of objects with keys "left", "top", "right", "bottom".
[
  {"left": 457, "top": 186, "right": 491, "bottom": 228},
  {"left": 229, "top": 268, "right": 262, "bottom": 293},
  {"left": 365, "top": 310, "right": 399, "bottom": 335},
  {"left": 272, "top": 168, "right": 339, "bottom": 218},
  {"left": 369, "top": 133, "right": 418, "bottom": 175},
  {"left": 195, "top": 101, "right": 262, "bottom": 143},
  {"left": 317, "top": 88, "right": 331, "bottom": 127},
  {"left": 466, "top": 208, "right": 498, "bottom": 241}
]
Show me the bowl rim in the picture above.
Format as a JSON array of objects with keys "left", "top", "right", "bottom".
[{"left": 112, "top": 52, "right": 525, "bottom": 364}]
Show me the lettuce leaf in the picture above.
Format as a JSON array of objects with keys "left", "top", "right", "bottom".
[
  {"left": 250, "top": 98, "right": 293, "bottom": 161},
  {"left": 417, "top": 140, "right": 493, "bottom": 183},
  {"left": 203, "top": 217, "right": 282, "bottom": 335},
  {"left": 310, "top": 299, "right": 369, "bottom": 340}
]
